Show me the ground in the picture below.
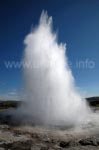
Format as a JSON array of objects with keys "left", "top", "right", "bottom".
[
  {"left": 0, "top": 99, "right": 99, "bottom": 150},
  {"left": 0, "top": 124, "right": 99, "bottom": 150}
]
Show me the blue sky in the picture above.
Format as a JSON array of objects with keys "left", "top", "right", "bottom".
[{"left": 0, "top": 0, "right": 99, "bottom": 100}]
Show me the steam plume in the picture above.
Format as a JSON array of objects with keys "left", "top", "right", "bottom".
[{"left": 23, "top": 11, "right": 90, "bottom": 126}]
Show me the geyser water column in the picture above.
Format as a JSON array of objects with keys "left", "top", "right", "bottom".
[{"left": 23, "top": 11, "right": 90, "bottom": 126}]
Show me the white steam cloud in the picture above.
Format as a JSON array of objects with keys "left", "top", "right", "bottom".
[{"left": 22, "top": 11, "right": 91, "bottom": 126}]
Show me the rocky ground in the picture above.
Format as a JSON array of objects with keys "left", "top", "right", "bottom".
[
  {"left": 0, "top": 107, "right": 99, "bottom": 150},
  {"left": 0, "top": 124, "right": 99, "bottom": 150}
]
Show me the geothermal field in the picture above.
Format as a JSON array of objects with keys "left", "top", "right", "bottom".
[{"left": 0, "top": 11, "right": 99, "bottom": 150}]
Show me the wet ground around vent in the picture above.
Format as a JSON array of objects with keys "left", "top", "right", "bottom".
[{"left": 0, "top": 109, "right": 99, "bottom": 150}]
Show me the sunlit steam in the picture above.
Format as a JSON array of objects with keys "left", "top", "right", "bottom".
[{"left": 23, "top": 11, "right": 90, "bottom": 126}]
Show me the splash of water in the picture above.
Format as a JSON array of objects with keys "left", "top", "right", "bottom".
[{"left": 23, "top": 11, "right": 90, "bottom": 126}]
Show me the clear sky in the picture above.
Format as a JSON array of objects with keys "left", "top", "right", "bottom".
[{"left": 0, "top": 0, "right": 99, "bottom": 100}]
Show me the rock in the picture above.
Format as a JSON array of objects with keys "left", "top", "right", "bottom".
[
  {"left": 11, "top": 140, "right": 32, "bottom": 150},
  {"left": 67, "top": 146, "right": 99, "bottom": 150},
  {"left": 0, "top": 148, "right": 5, "bottom": 150},
  {"left": 53, "top": 144, "right": 62, "bottom": 149},
  {"left": 79, "top": 138, "right": 99, "bottom": 146},
  {"left": 31, "top": 145, "right": 40, "bottom": 150},
  {"left": 31, "top": 143, "right": 48, "bottom": 150},
  {"left": 0, "top": 140, "right": 32, "bottom": 150},
  {"left": 40, "top": 147, "right": 48, "bottom": 150},
  {"left": 59, "top": 141, "right": 70, "bottom": 148},
  {"left": 0, "top": 141, "right": 12, "bottom": 149}
]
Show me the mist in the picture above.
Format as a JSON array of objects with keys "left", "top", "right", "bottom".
[{"left": 22, "top": 11, "right": 91, "bottom": 126}]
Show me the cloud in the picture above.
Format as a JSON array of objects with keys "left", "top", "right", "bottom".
[
  {"left": 0, "top": 89, "right": 21, "bottom": 100},
  {"left": 9, "top": 89, "right": 18, "bottom": 95}
]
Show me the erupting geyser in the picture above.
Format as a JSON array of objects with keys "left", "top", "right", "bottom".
[{"left": 23, "top": 11, "right": 90, "bottom": 126}]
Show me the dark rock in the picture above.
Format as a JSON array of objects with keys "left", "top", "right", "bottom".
[
  {"left": 40, "top": 147, "right": 48, "bottom": 150},
  {"left": 12, "top": 140, "right": 32, "bottom": 150},
  {"left": 0, "top": 140, "right": 32, "bottom": 150},
  {"left": 59, "top": 141, "right": 70, "bottom": 148},
  {"left": 79, "top": 138, "right": 99, "bottom": 146}
]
